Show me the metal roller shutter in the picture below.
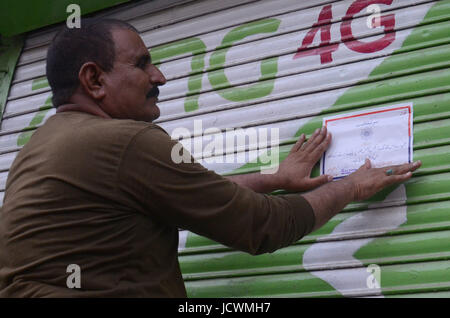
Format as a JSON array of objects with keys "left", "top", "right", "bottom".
[{"left": 1, "top": 0, "right": 449, "bottom": 297}]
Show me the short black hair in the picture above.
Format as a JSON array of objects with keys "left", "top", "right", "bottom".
[{"left": 46, "top": 18, "right": 138, "bottom": 107}]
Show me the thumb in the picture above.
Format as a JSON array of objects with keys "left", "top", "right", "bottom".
[{"left": 357, "top": 158, "right": 371, "bottom": 171}]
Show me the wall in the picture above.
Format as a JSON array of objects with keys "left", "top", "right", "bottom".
[{"left": 1, "top": 0, "right": 449, "bottom": 297}]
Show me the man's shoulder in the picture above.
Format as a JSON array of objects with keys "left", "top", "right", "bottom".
[
  {"left": 47, "top": 111, "right": 169, "bottom": 140},
  {"left": 27, "top": 111, "right": 172, "bottom": 157}
]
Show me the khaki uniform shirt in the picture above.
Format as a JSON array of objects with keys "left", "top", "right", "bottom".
[{"left": 0, "top": 111, "right": 315, "bottom": 297}]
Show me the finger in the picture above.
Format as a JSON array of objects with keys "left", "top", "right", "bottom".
[
  {"left": 310, "top": 132, "right": 332, "bottom": 159},
  {"left": 299, "top": 128, "right": 319, "bottom": 151},
  {"left": 304, "top": 127, "right": 327, "bottom": 152},
  {"left": 412, "top": 160, "right": 422, "bottom": 171},
  {"left": 305, "top": 128, "right": 321, "bottom": 145},
  {"left": 370, "top": 170, "right": 412, "bottom": 196},
  {"left": 386, "top": 171, "right": 413, "bottom": 184},
  {"left": 384, "top": 160, "right": 422, "bottom": 176},
  {"left": 395, "top": 160, "right": 422, "bottom": 174},
  {"left": 290, "top": 133, "right": 305, "bottom": 154}
]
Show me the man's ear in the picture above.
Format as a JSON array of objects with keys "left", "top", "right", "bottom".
[{"left": 78, "top": 62, "right": 106, "bottom": 101}]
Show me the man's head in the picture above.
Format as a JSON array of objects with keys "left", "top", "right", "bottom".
[{"left": 46, "top": 18, "right": 166, "bottom": 122}]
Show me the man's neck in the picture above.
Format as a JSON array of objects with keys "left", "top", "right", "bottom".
[{"left": 56, "top": 103, "right": 111, "bottom": 119}]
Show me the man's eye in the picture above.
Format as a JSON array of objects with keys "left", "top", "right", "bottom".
[{"left": 137, "top": 61, "right": 146, "bottom": 69}]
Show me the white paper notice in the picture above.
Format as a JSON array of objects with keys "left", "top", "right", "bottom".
[{"left": 321, "top": 103, "right": 413, "bottom": 179}]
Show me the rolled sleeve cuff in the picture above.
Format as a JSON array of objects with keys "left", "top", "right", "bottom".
[{"left": 284, "top": 194, "right": 316, "bottom": 239}]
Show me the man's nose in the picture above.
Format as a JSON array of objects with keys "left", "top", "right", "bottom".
[{"left": 149, "top": 65, "right": 166, "bottom": 86}]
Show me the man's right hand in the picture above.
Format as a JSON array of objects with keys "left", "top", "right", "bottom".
[{"left": 346, "top": 159, "right": 422, "bottom": 202}]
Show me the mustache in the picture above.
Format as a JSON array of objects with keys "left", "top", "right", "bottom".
[{"left": 146, "top": 86, "right": 160, "bottom": 99}]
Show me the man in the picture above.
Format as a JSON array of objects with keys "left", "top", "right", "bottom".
[{"left": 0, "top": 19, "right": 421, "bottom": 297}]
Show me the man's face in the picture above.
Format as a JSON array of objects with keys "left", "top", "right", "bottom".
[{"left": 100, "top": 28, "right": 166, "bottom": 122}]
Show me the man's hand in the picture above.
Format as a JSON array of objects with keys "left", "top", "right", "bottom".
[
  {"left": 226, "top": 126, "right": 332, "bottom": 193},
  {"left": 275, "top": 126, "right": 332, "bottom": 192},
  {"left": 346, "top": 159, "right": 422, "bottom": 202},
  {"left": 303, "top": 159, "right": 422, "bottom": 231}
]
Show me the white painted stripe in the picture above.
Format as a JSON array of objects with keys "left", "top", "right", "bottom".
[
  {"left": 17, "top": 45, "right": 49, "bottom": 67},
  {"left": 178, "top": 229, "right": 189, "bottom": 252},
  {"left": 303, "top": 185, "right": 408, "bottom": 297},
  {"left": 0, "top": 171, "right": 8, "bottom": 191},
  {"left": 4, "top": 91, "right": 51, "bottom": 118},
  {"left": 11, "top": 61, "right": 46, "bottom": 85},
  {"left": 0, "top": 152, "right": 18, "bottom": 172},
  {"left": 0, "top": 108, "right": 55, "bottom": 134},
  {"left": 8, "top": 80, "right": 35, "bottom": 101},
  {"left": 0, "top": 133, "right": 23, "bottom": 154},
  {"left": 158, "top": 87, "right": 346, "bottom": 138}
]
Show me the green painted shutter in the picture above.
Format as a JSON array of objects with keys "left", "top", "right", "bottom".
[{"left": 1, "top": 0, "right": 449, "bottom": 297}]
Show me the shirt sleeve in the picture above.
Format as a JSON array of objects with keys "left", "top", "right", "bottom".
[{"left": 117, "top": 124, "right": 315, "bottom": 255}]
